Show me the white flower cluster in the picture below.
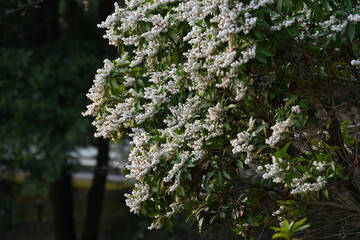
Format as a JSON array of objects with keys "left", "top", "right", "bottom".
[
  {"left": 231, "top": 131, "right": 255, "bottom": 164},
  {"left": 164, "top": 152, "right": 189, "bottom": 192},
  {"left": 165, "top": 202, "right": 183, "bottom": 218},
  {"left": 271, "top": 18, "right": 295, "bottom": 31},
  {"left": 84, "top": 0, "right": 357, "bottom": 231},
  {"left": 97, "top": 0, "right": 264, "bottom": 98},
  {"left": 330, "top": 20, "right": 348, "bottom": 33},
  {"left": 291, "top": 105, "right": 301, "bottom": 114},
  {"left": 290, "top": 175, "right": 326, "bottom": 195},
  {"left": 348, "top": 14, "right": 360, "bottom": 22},
  {"left": 124, "top": 183, "right": 151, "bottom": 213},
  {"left": 351, "top": 59, "right": 360, "bottom": 66},
  {"left": 83, "top": 59, "right": 115, "bottom": 118},
  {"left": 312, "top": 160, "right": 325, "bottom": 172},
  {"left": 265, "top": 119, "right": 292, "bottom": 147},
  {"left": 257, "top": 156, "right": 286, "bottom": 183},
  {"left": 126, "top": 128, "right": 163, "bottom": 180},
  {"left": 207, "top": 103, "right": 223, "bottom": 122},
  {"left": 147, "top": 202, "right": 183, "bottom": 229},
  {"left": 272, "top": 205, "right": 285, "bottom": 217},
  {"left": 257, "top": 155, "right": 328, "bottom": 195}
]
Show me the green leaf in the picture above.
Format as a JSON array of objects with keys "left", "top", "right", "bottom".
[
  {"left": 262, "top": 8, "right": 277, "bottom": 15},
  {"left": 322, "top": 188, "right": 329, "bottom": 200},
  {"left": 252, "top": 28, "right": 264, "bottom": 40},
  {"left": 231, "top": 225, "right": 243, "bottom": 234},
  {"left": 254, "top": 123, "right": 268, "bottom": 133},
  {"left": 243, "top": 214, "right": 253, "bottom": 225},
  {"left": 335, "top": 10, "right": 348, "bottom": 17},
  {"left": 217, "top": 171, "right": 224, "bottom": 187},
  {"left": 151, "top": 186, "right": 159, "bottom": 193},
  {"left": 224, "top": 121, "right": 232, "bottom": 130},
  {"left": 137, "top": 79, "right": 145, "bottom": 87},
  {"left": 110, "top": 78, "right": 120, "bottom": 88},
  {"left": 198, "top": 217, "right": 204, "bottom": 232},
  {"left": 203, "top": 170, "right": 215, "bottom": 193},
  {"left": 210, "top": 214, "right": 217, "bottom": 224},
  {"left": 283, "top": 0, "right": 292, "bottom": 8},
  {"left": 177, "top": 184, "right": 185, "bottom": 197},
  {"left": 171, "top": 51, "right": 179, "bottom": 64},
  {"left": 276, "top": 0, "right": 283, "bottom": 11},
  {"left": 132, "top": 67, "right": 142, "bottom": 72},
  {"left": 294, "top": 224, "right": 310, "bottom": 232},
  {"left": 225, "top": 104, "right": 237, "bottom": 110},
  {"left": 256, "top": 54, "right": 267, "bottom": 64},
  {"left": 292, "top": 218, "right": 307, "bottom": 231},
  {"left": 185, "top": 161, "right": 195, "bottom": 168},
  {"left": 272, "top": 232, "right": 289, "bottom": 239},
  {"left": 348, "top": 22, "right": 356, "bottom": 42},
  {"left": 184, "top": 171, "right": 192, "bottom": 180},
  {"left": 147, "top": 211, "right": 159, "bottom": 218},
  {"left": 295, "top": 165, "right": 306, "bottom": 173},
  {"left": 236, "top": 160, "right": 244, "bottom": 169},
  {"left": 168, "top": 29, "right": 180, "bottom": 42},
  {"left": 283, "top": 219, "right": 290, "bottom": 229},
  {"left": 222, "top": 169, "right": 232, "bottom": 180},
  {"left": 258, "top": 47, "right": 274, "bottom": 57}
]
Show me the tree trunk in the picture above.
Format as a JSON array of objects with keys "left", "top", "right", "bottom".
[
  {"left": 50, "top": 168, "right": 77, "bottom": 240},
  {"left": 81, "top": 138, "right": 110, "bottom": 240},
  {"left": 29, "top": 0, "right": 59, "bottom": 45}
]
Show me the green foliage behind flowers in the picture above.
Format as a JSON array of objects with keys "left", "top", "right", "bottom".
[
  {"left": 85, "top": 0, "right": 360, "bottom": 238},
  {"left": 0, "top": 39, "right": 98, "bottom": 194}
]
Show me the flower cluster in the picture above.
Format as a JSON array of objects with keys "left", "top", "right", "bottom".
[
  {"left": 124, "top": 183, "right": 150, "bottom": 214},
  {"left": 257, "top": 156, "right": 287, "bottom": 183},
  {"left": 231, "top": 131, "right": 254, "bottom": 164},
  {"left": 84, "top": 0, "right": 358, "bottom": 236},
  {"left": 290, "top": 175, "right": 327, "bottom": 195},
  {"left": 265, "top": 119, "right": 292, "bottom": 147}
]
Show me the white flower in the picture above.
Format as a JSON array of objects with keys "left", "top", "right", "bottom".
[
  {"left": 291, "top": 105, "right": 301, "bottom": 114},
  {"left": 207, "top": 103, "right": 223, "bottom": 121},
  {"left": 312, "top": 161, "right": 325, "bottom": 172},
  {"left": 260, "top": 156, "right": 286, "bottom": 183},
  {"left": 231, "top": 130, "right": 255, "bottom": 164},
  {"left": 290, "top": 175, "right": 326, "bottom": 194},
  {"left": 265, "top": 119, "right": 292, "bottom": 147},
  {"left": 125, "top": 183, "right": 151, "bottom": 213},
  {"left": 83, "top": 59, "right": 115, "bottom": 118},
  {"left": 348, "top": 14, "right": 360, "bottom": 22},
  {"left": 351, "top": 59, "right": 360, "bottom": 66}
]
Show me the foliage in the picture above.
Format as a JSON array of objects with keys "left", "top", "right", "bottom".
[
  {"left": 271, "top": 218, "right": 310, "bottom": 240},
  {"left": 85, "top": 0, "right": 360, "bottom": 239},
  {"left": 0, "top": 0, "right": 102, "bottom": 195},
  {"left": 0, "top": 41, "right": 97, "bottom": 194},
  {"left": 0, "top": 0, "right": 117, "bottom": 238}
]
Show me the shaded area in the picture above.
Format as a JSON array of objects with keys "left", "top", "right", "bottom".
[{"left": 0, "top": 178, "right": 232, "bottom": 240}]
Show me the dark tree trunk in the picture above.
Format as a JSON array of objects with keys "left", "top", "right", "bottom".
[
  {"left": 34, "top": 2, "right": 77, "bottom": 239},
  {"left": 81, "top": 138, "right": 110, "bottom": 240},
  {"left": 50, "top": 168, "right": 77, "bottom": 240},
  {"left": 29, "top": 0, "right": 59, "bottom": 45},
  {"left": 66, "top": 0, "right": 89, "bottom": 37}
]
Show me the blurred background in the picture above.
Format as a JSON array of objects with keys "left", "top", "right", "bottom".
[{"left": 0, "top": 0, "right": 234, "bottom": 239}]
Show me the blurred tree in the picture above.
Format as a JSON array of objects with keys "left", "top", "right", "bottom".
[{"left": 0, "top": 0, "right": 117, "bottom": 239}]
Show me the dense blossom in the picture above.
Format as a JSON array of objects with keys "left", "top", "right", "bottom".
[{"left": 85, "top": 0, "right": 360, "bottom": 238}]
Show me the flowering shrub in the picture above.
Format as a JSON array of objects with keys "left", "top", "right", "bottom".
[{"left": 85, "top": 0, "right": 360, "bottom": 238}]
